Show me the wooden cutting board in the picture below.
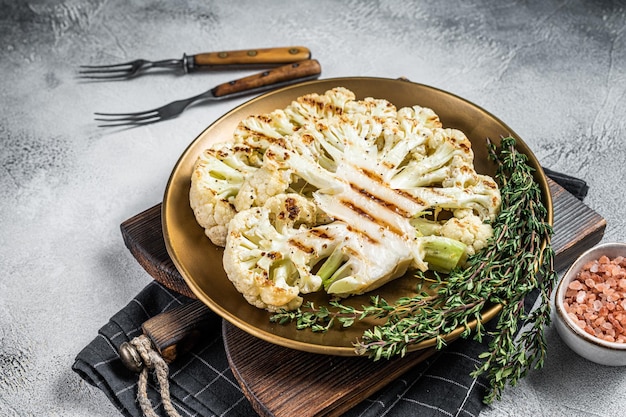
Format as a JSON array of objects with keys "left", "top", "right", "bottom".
[{"left": 121, "top": 177, "right": 605, "bottom": 417}]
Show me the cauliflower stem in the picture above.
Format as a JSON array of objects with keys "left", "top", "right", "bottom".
[{"left": 420, "top": 236, "right": 468, "bottom": 273}]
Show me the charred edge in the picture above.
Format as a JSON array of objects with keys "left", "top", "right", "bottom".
[
  {"left": 257, "top": 115, "right": 275, "bottom": 124},
  {"left": 212, "top": 148, "right": 230, "bottom": 159},
  {"left": 459, "top": 141, "right": 471, "bottom": 154},
  {"left": 233, "top": 144, "right": 254, "bottom": 154},
  {"left": 483, "top": 178, "right": 498, "bottom": 190},
  {"left": 265, "top": 148, "right": 291, "bottom": 162},
  {"left": 426, "top": 115, "right": 441, "bottom": 127},
  {"left": 239, "top": 125, "right": 287, "bottom": 147},
  {"left": 300, "top": 95, "right": 343, "bottom": 115},
  {"left": 281, "top": 197, "right": 300, "bottom": 220},
  {"left": 209, "top": 144, "right": 255, "bottom": 159},
  {"left": 261, "top": 251, "right": 281, "bottom": 260},
  {"left": 301, "top": 133, "right": 315, "bottom": 145}
]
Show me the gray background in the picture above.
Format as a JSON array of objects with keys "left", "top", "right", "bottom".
[{"left": 1, "top": 0, "right": 625, "bottom": 416}]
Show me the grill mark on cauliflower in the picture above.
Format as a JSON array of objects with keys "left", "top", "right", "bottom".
[
  {"left": 302, "top": 95, "right": 344, "bottom": 116},
  {"left": 360, "top": 167, "right": 384, "bottom": 183},
  {"left": 287, "top": 238, "right": 316, "bottom": 254},
  {"left": 484, "top": 178, "right": 498, "bottom": 189},
  {"left": 308, "top": 228, "right": 334, "bottom": 239},
  {"left": 340, "top": 200, "right": 376, "bottom": 223},
  {"left": 350, "top": 183, "right": 412, "bottom": 218},
  {"left": 393, "top": 188, "right": 429, "bottom": 208},
  {"left": 237, "top": 125, "right": 288, "bottom": 147},
  {"left": 346, "top": 225, "right": 379, "bottom": 244}
]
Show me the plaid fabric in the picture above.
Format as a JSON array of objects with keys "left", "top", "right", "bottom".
[
  {"left": 73, "top": 282, "right": 256, "bottom": 417},
  {"left": 73, "top": 281, "right": 524, "bottom": 417}
]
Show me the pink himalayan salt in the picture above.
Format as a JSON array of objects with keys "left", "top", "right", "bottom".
[{"left": 563, "top": 255, "right": 626, "bottom": 343}]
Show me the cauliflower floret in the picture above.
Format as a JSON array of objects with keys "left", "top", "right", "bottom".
[
  {"left": 190, "top": 142, "right": 261, "bottom": 246},
  {"left": 284, "top": 87, "right": 357, "bottom": 125},
  {"left": 233, "top": 109, "right": 296, "bottom": 151},
  {"left": 440, "top": 209, "right": 494, "bottom": 256},
  {"left": 189, "top": 184, "right": 236, "bottom": 246},
  {"left": 233, "top": 150, "right": 292, "bottom": 212},
  {"left": 223, "top": 194, "right": 326, "bottom": 311},
  {"left": 262, "top": 192, "right": 318, "bottom": 230}
]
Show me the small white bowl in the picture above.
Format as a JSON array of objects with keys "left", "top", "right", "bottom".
[{"left": 554, "top": 242, "right": 626, "bottom": 366}]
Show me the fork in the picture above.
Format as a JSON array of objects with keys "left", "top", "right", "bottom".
[
  {"left": 94, "top": 59, "right": 321, "bottom": 127},
  {"left": 79, "top": 46, "right": 311, "bottom": 80}
]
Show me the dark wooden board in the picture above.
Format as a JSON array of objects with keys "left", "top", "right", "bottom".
[
  {"left": 121, "top": 177, "right": 606, "bottom": 417},
  {"left": 121, "top": 204, "right": 196, "bottom": 299},
  {"left": 222, "top": 319, "right": 436, "bottom": 417}
]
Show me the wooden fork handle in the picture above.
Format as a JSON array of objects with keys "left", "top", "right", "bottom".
[
  {"left": 211, "top": 59, "right": 321, "bottom": 97},
  {"left": 189, "top": 46, "right": 311, "bottom": 70}
]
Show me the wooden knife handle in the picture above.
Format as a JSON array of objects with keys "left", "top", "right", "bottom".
[
  {"left": 211, "top": 59, "right": 321, "bottom": 97},
  {"left": 189, "top": 46, "right": 311, "bottom": 69},
  {"left": 119, "top": 299, "right": 217, "bottom": 371}
]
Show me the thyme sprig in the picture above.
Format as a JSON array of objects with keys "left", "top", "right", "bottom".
[{"left": 270, "top": 136, "right": 558, "bottom": 403}]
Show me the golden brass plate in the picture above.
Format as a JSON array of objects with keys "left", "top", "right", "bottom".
[{"left": 162, "top": 77, "right": 552, "bottom": 356}]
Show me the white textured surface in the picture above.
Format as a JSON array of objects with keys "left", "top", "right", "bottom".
[{"left": 1, "top": 1, "right": 625, "bottom": 416}]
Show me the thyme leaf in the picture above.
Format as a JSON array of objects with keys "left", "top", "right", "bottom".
[{"left": 270, "top": 136, "right": 558, "bottom": 403}]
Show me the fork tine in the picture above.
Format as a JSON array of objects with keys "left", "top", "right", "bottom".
[
  {"left": 95, "top": 119, "right": 159, "bottom": 128},
  {"left": 78, "top": 66, "right": 134, "bottom": 80},
  {"left": 94, "top": 114, "right": 158, "bottom": 123},
  {"left": 77, "top": 59, "right": 144, "bottom": 80},
  {"left": 79, "top": 67, "right": 130, "bottom": 74},
  {"left": 79, "top": 65, "right": 132, "bottom": 73},
  {"left": 79, "top": 62, "right": 135, "bottom": 70},
  {"left": 78, "top": 74, "right": 133, "bottom": 80},
  {"left": 95, "top": 117, "right": 159, "bottom": 127},
  {"left": 94, "top": 110, "right": 159, "bottom": 118},
  {"left": 94, "top": 111, "right": 161, "bottom": 127}
]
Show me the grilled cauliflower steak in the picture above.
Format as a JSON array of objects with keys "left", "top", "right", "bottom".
[{"left": 190, "top": 87, "right": 501, "bottom": 311}]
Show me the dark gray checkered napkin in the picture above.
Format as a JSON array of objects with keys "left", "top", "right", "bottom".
[{"left": 73, "top": 281, "right": 520, "bottom": 417}]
